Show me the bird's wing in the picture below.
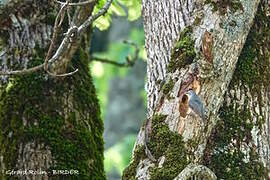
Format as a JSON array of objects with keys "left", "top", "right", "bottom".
[{"left": 188, "top": 95, "right": 205, "bottom": 120}]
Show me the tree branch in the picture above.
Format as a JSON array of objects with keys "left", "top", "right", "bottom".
[
  {"left": 0, "top": 64, "right": 44, "bottom": 75},
  {"left": 44, "top": 1, "right": 70, "bottom": 72},
  {"left": 90, "top": 40, "right": 140, "bottom": 67},
  {"left": 90, "top": 56, "right": 134, "bottom": 67},
  {"left": 46, "top": 68, "right": 78, "bottom": 77},
  {"left": 54, "top": 0, "right": 96, "bottom": 6},
  {"left": 78, "top": 0, "right": 113, "bottom": 35},
  {"left": 0, "top": 0, "right": 113, "bottom": 77}
]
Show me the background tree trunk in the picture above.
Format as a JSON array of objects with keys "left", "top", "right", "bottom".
[
  {"left": 123, "top": 0, "right": 269, "bottom": 179},
  {"left": 0, "top": 1, "right": 105, "bottom": 179}
]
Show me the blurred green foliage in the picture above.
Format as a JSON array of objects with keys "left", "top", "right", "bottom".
[
  {"left": 93, "top": 0, "right": 141, "bottom": 30},
  {"left": 90, "top": 1, "right": 145, "bottom": 178},
  {"left": 90, "top": 28, "right": 146, "bottom": 120},
  {"left": 104, "top": 134, "right": 137, "bottom": 174},
  {"left": 90, "top": 27, "right": 146, "bottom": 178}
]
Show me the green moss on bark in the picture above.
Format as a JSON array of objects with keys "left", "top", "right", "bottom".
[
  {"left": 162, "top": 78, "right": 174, "bottom": 95},
  {"left": 148, "top": 114, "right": 188, "bottom": 180},
  {"left": 122, "top": 145, "right": 146, "bottom": 180},
  {"left": 203, "top": 103, "right": 264, "bottom": 179},
  {"left": 231, "top": 6, "right": 270, "bottom": 92},
  {"left": 168, "top": 27, "right": 196, "bottom": 73},
  {"left": 122, "top": 114, "right": 188, "bottom": 180},
  {"left": 0, "top": 49, "right": 105, "bottom": 179},
  {"left": 205, "top": 0, "right": 243, "bottom": 14}
]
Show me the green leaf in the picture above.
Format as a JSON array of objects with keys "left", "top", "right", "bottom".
[
  {"left": 93, "top": 0, "right": 141, "bottom": 30},
  {"left": 118, "top": 0, "right": 141, "bottom": 21},
  {"left": 93, "top": 15, "right": 111, "bottom": 31},
  {"left": 127, "top": 1, "right": 141, "bottom": 21},
  {"left": 96, "top": 0, "right": 106, "bottom": 9},
  {"left": 111, "top": 1, "right": 126, "bottom": 16}
]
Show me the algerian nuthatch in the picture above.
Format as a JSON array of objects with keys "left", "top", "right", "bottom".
[{"left": 186, "top": 90, "right": 206, "bottom": 122}]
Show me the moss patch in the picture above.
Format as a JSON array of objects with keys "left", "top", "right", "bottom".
[
  {"left": 203, "top": 103, "right": 264, "bottom": 179},
  {"left": 147, "top": 114, "right": 188, "bottom": 180},
  {"left": 0, "top": 49, "right": 105, "bottom": 179},
  {"left": 194, "top": 16, "right": 202, "bottom": 26},
  {"left": 122, "top": 145, "right": 146, "bottom": 180},
  {"left": 122, "top": 114, "right": 188, "bottom": 180},
  {"left": 230, "top": 2, "right": 269, "bottom": 131},
  {"left": 231, "top": 6, "right": 270, "bottom": 92},
  {"left": 168, "top": 27, "right": 196, "bottom": 73},
  {"left": 206, "top": 0, "right": 243, "bottom": 14},
  {"left": 162, "top": 78, "right": 174, "bottom": 95}
]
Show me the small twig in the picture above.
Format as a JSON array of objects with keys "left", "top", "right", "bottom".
[
  {"left": 0, "top": 64, "right": 44, "bottom": 75},
  {"left": 78, "top": 0, "right": 113, "bottom": 35},
  {"left": 67, "top": 6, "right": 72, "bottom": 26},
  {"left": 123, "top": 40, "right": 139, "bottom": 62},
  {"left": 90, "top": 40, "right": 140, "bottom": 67},
  {"left": 54, "top": 0, "right": 96, "bottom": 6},
  {"left": 90, "top": 56, "right": 132, "bottom": 67},
  {"left": 0, "top": 48, "right": 7, "bottom": 57},
  {"left": 46, "top": 68, "right": 79, "bottom": 77},
  {"left": 46, "top": 26, "right": 79, "bottom": 65},
  {"left": 58, "top": 10, "right": 66, "bottom": 27},
  {"left": 44, "top": 1, "right": 69, "bottom": 72}
]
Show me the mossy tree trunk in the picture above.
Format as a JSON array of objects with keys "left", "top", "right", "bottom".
[
  {"left": 0, "top": 1, "right": 104, "bottom": 179},
  {"left": 202, "top": 4, "right": 270, "bottom": 179},
  {"left": 123, "top": 0, "right": 269, "bottom": 179}
]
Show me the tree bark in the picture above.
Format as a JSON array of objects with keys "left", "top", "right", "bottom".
[
  {"left": 0, "top": 1, "right": 104, "bottom": 179},
  {"left": 123, "top": 0, "right": 269, "bottom": 179}
]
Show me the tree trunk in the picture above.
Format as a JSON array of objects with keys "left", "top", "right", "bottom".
[
  {"left": 203, "top": 3, "right": 270, "bottom": 179},
  {"left": 123, "top": 0, "right": 269, "bottom": 179},
  {"left": 0, "top": 1, "right": 104, "bottom": 179}
]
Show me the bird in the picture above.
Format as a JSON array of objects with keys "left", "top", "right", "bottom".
[{"left": 186, "top": 89, "right": 206, "bottom": 122}]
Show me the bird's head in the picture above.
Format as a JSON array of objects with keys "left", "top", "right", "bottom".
[{"left": 186, "top": 89, "right": 195, "bottom": 97}]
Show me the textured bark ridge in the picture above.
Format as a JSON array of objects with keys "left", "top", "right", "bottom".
[
  {"left": 0, "top": 1, "right": 104, "bottom": 179},
  {"left": 123, "top": 0, "right": 269, "bottom": 179},
  {"left": 0, "top": 0, "right": 53, "bottom": 82}
]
